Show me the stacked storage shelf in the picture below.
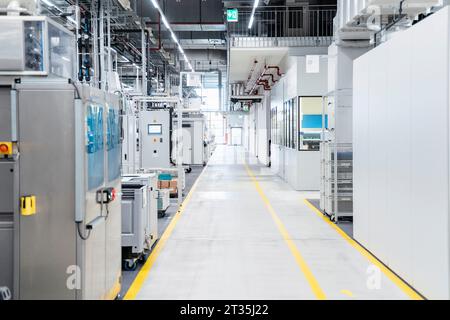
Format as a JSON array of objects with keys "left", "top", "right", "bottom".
[{"left": 321, "top": 142, "right": 353, "bottom": 221}]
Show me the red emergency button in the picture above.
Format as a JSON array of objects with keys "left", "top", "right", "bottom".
[
  {"left": 0, "top": 142, "right": 12, "bottom": 155},
  {"left": 0, "top": 144, "right": 8, "bottom": 153},
  {"left": 111, "top": 188, "right": 116, "bottom": 201}
]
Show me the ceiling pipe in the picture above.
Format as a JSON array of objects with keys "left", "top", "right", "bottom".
[
  {"left": 250, "top": 65, "right": 281, "bottom": 94},
  {"left": 261, "top": 73, "right": 276, "bottom": 83},
  {"left": 256, "top": 79, "right": 270, "bottom": 90},
  {"left": 265, "top": 65, "right": 282, "bottom": 77}
]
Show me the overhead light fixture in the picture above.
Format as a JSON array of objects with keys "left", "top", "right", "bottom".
[
  {"left": 248, "top": 0, "right": 259, "bottom": 29},
  {"left": 149, "top": 0, "right": 193, "bottom": 72}
]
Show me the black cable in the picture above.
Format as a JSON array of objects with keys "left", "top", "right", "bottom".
[{"left": 76, "top": 221, "right": 91, "bottom": 240}]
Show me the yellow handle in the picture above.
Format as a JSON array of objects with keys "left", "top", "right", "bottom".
[{"left": 21, "top": 196, "right": 36, "bottom": 216}]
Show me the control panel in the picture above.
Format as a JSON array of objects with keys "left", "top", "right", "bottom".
[{"left": 139, "top": 110, "right": 171, "bottom": 169}]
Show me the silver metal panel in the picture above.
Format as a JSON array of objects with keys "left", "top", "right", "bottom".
[
  {"left": 121, "top": 201, "right": 133, "bottom": 234},
  {"left": 0, "top": 162, "right": 14, "bottom": 293},
  {"left": 0, "top": 218, "right": 13, "bottom": 293},
  {"left": 0, "top": 21, "right": 25, "bottom": 71},
  {"left": 104, "top": 179, "right": 122, "bottom": 298},
  {"left": 0, "top": 87, "right": 12, "bottom": 141},
  {"left": 104, "top": 92, "right": 122, "bottom": 298},
  {"left": 0, "top": 162, "right": 14, "bottom": 213},
  {"left": 17, "top": 86, "right": 77, "bottom": 299},
  {"left": 121, "top": 187, "right": 145, "bottom": 253},
  {"left": 123, "top": 173, "right": 159, "bottom": 248}
]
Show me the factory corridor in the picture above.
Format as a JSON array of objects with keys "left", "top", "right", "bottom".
[{"left": 124, "top": 145, "right": 421, "bottom": 300}]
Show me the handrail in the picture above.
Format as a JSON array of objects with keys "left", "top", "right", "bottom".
[
  {"left": 227, "top": 4, "right": 337, "bottom": 10},
  {"left": 227, "top": 6, "right": 336, "bottom": 40}
]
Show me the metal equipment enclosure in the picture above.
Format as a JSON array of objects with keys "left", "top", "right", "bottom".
[
  {"left": 172, "top": 113, "right": 206, "bottom": 166},
  {"left": 139, "top": 109, "right": 172, "bottom": 169},
  {"left": 0, "top": 80, "right": 122, "bottom": 300},
  {"left": 121, "top": 173, "right": 158, "bottom": 259}
]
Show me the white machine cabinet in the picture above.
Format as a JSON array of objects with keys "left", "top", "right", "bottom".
[{"left": 172, "top": 114, "right": 206, "bottom": 166}]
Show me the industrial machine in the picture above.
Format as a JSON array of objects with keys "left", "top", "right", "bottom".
[
  {"left": 0, "top": 16, "right": 122, "bottom": 300},
  {"left": 122, "top": 98, "right": 138, "bottom": 175},
  {"left": 139, "top": 109, "right": 172, "bottom": 169},
  {"left": 172, "top": 113, "right": 207, "bottom": 166},
  {"left": 121, "top": 173, "right": 158, "bottom": 270}
]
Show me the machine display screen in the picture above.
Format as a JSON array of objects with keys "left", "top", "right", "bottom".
[{"left": 148, "top": 124, "right": 162, "bottom": 135}]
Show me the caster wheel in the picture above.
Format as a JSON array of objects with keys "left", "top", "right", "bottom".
[
  {"left": 185, "top": 167, "right": 192, "bottom": 173},
  {"left": 123, "top": 260, "right": 137, "bottom": 271},
  {"left": 139, "top": 253, "right": 148, "bottom": 263}
]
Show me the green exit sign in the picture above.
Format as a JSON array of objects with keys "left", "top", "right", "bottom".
[{"left": 227, "top": 8, "right": 238, "bottom": 22}]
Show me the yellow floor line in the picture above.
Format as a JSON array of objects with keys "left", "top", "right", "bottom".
[
  {"left": 244, "top": 163, "right": 327, "bottom": 300},
  {"left": 303, "top": 199, "right": 424, "bottom": 300},
  {"left": 123, "top": 169, "right": 206, "bottom": 300}
]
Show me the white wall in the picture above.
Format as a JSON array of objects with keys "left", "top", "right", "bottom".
[
  {"left": 353, "top": 7, "right": 450, "bottom": 299},
  {"left": 269, "top": 55, "right": 328, "bottom": 190},
  {"left": 246, "top": 97, "right": 270, "bottom": 166},
  {"left": 257, "top": 93, "right": 270, "bottom": 166}
]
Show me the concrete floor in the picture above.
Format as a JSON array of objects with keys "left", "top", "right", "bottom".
[{"left": 128, "top": 145, "right": 417, "bottom": 300}]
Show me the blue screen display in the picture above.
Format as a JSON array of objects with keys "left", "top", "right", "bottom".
[
  {"left": 302, "top": 114, "right": 328, "bottom": 129},
  {"left": 107, "top": 107, "right": 121, "bottom": 182},
  {"left": 86, "top": 104, "right": 104, "bottom": 190}
]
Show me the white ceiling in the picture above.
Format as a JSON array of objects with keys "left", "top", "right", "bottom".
[{"left": 229, "top": 47, "right": 288, "bottom": 83}]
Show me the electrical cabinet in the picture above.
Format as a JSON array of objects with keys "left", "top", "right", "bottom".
[
  {"left": 0, "top": 80, "right": 122, "bottom": 300},
  {"left": 139, "top": 109, "right": 171, "bottom": 169}
]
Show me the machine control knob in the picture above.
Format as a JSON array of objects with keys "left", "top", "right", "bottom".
[{"left": 0, "top": 144, "right": 8, "bottom": 153}]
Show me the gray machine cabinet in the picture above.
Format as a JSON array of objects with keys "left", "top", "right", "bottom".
[
  {"left": 121, "top": 173, "right": 158, "bottom": 255},
  {"left": 121, "top": 185, "right": 147, "bottom": 254},
  {"left": 0, "top": 161, "right": 14, "bottom": 295},
  {"left": 139, "top": 109, "right": 171, "bottom": 169},
  {"left": 0, "top": 81, "right": 122, "bottom": 300}
]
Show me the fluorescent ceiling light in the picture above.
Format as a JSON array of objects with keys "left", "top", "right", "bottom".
[
  {"left": 41, "top": 0, "right": 55, "bottom": 7},
  {"left": 150, "top": 0, "right": 159, "bottom": 9},
  {"left": 171, "top": 31, "right": 178, "bottom": 44},
  {"left": 248, "top": 0, "right": 259, "bottom": 29},
  {"left": 161, "top": 15, "right": 170, "bottom": 29},
  {"left": 149, "top": 0, "right": 192, "bottom": 72}
]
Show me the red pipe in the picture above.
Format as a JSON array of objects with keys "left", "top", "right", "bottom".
[
  {"left": 256, "top": 79, "right": 270, "bottom": 91},
  {"left": 261, "top": 73, "right": 276, "bottom": 83},
  {"left": 266, "top": 65, "right": 282, "bottom": 77}
]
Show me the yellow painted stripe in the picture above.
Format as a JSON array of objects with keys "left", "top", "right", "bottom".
[
  {"left": 303, "top": 199, "right": 424, "bottom": 300},
  {"left": 340, "top": 289, "right": 354, "bottom": 298},
  {"left": 244, "top": 163, "right": 327, "bottom": 300},
  {"left": 123, "top": 168, "right": 206, "bottom": 300}
]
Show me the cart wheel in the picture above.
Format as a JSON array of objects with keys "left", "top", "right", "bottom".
[
  {"left": 123, "top": 260, "right": 137, "bottom": 271},
  {"left": 139, "top": 253, "right": 148, "bottom": 263},
  {"left": 186, "top": 167, "right": 192, "bottom": 173}
]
